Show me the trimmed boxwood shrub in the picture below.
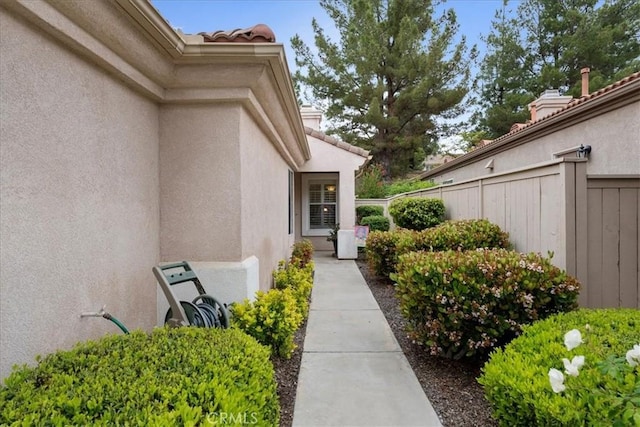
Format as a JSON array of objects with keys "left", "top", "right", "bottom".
[
  {"left": 393, "top": 249, "right": 580, "bottom": 359},
  {"left": 360, "top": 215, "right": 390, "bottom": 232},
  {"left": 231, "top": 288, "right": 303, "bottom": 359},
  {"left": 356, "top": 205, "right": 384, "bottom": 224},
  {"left": 366, "top": 219, "right": 511, "bottom": 278},
  {"left": 273, "top": 260, "right": 314, "bottom": 319},
  {"left": 479, "top": 309, "right": 640, "bottom": 426},
  {"left": 388, "top": 197, "right": 445, "bottom": 230},
  {"left": 0, "top": 328, "right": 279, "bottom": 425}
]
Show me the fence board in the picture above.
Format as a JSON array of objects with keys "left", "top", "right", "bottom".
[
  {"left": 587, "top": 188, "right": 603, "bottom": 307},
  {"left": 601, "top": 189, "right": 621, "bottom": 307},
  {"left": 619, "top": 188, "right": 639, "bottom": 308}
]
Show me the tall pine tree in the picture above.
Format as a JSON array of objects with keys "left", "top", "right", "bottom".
[
  {"left": 291, "top": 0, "right": 476, "bottom": 178},
  {"left": 476, "top": 0, "right": 640, "bottom": 139}
]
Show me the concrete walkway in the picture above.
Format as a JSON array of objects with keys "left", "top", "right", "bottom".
[{"left": 292, "top": 252, "right": 442, "bottom": 427}]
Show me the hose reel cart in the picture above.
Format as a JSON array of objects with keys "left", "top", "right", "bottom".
[{"left": 153, "top": 261, "right": 229, "bottom": 328}]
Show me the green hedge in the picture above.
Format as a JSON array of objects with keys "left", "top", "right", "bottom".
[
  {"left": 393, "top": 249, "right": 580, "bottom": 359},
  {"left": 479, "top": 309, "right": 640, "bottom": 426},
  {"left": 356, "top": 205, "right": 384, "bottom": 224},
  {"left": 232, "top": 260, "right": 313, "bottom": 359},
  {"left": 360, "top": 215, "right": 390, "bottom": 232},
  {"left": 0, "top": 328, "right": 279, "bottom": 425},
  {"left": 366, "top": 219, "right": 511, "bottom": 277},
  {"left": 290, "top": 239, "right": 314, "bottom": 268},
  {"left": 388, "top": 197, "right": 445, "bottom": 230}
]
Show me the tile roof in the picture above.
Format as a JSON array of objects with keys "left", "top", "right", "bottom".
[
  {"left": 304, "top": 127, "right": 370, "bottom": 158},
  {"left": 199, "top": 24, "right": 276, "bottom": 43}
]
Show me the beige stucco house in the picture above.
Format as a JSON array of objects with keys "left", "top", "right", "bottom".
[{"left": 0, "top": 0, "right": 366, "bottom": 379}]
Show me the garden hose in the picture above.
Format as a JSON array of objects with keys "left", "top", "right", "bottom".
[{"left": 103, "top": 312, "right": 130, "bottom": 334}]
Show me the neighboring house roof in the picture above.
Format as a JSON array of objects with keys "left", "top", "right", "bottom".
[
  {"left": 304, "top": 127, "right": 370, "bottom": 158},
  {"left": 418, "top": 71, "right": 640, "bottom": 180},
  {"left": 199, "top": 24, "right": 276, "bottom": 43}
]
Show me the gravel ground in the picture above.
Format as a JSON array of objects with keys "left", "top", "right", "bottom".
[{"left": 273, "top": 258, "right": 497, "bottom": 427}]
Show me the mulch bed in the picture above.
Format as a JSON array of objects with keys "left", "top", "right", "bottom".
[{"left": 273, "top": 257, "right": 497, "bottom": 427}]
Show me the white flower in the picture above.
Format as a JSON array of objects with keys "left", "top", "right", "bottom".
[
  {"left": 548, "top": 368, "right": 566, "bottom": 393},
  {"left": 626, "top": 344, "right": 640, "bottom": 367},
  {"left": 564, "top": 329, "right": 583, "bottom": 351},
  {"left": 562, "top": 355, "right": 585, "bottom": 377}
]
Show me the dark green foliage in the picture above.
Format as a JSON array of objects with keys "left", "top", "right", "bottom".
[
  {"left": 292, "top": 0, "right": 477, "bottom": 177},
  {"left": 420, "top": 218, "right": 511, "bottom": 252},
  {"left": 365, "top": 219, "right": 511, "bottom": 277},
  {"left": 476, "top": 0, "right": 640, "bottom": 138},
  {"left": 360, "top": 215, "right": 390, "bottom": 232},
  {"left": 0, "top": 328, "right": 279, "bottom": 425},
  {"left": 356, "top": 205, "right": 384, "bottom": 224},
  {"left": 388, "top": 197, "right": 445, "bottom": 230},
  {"left": 479, "top": 309, "right": 640, "bottom": 426},
  {"left": 393, "top": 249, "right": 581, "bottom": 360},
  {"left": 384, "top": 180, "right": 436, "bottom": 197},
  {"left": 356, "top": 165, "right": 387, "bottom": 198},
  {"left": 365, "top": 228, "right": 419, "bottom": 277}
]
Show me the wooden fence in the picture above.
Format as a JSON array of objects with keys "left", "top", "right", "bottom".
[{"left": 356, "top": 159, "right": 640, "bottom": 309}]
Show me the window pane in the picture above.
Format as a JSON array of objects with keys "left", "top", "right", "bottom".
[
  {"left": 310, "top": 205, "right": 322, "bottom": 228},
  {"left": 323, "top": 204, "right": 336, "bottom": 227},
  {"left": 309, "top": 183, "right": 322, "bottom": 203},
  {"left": 324, "top": 183, "right": 337, "bottom": 202}
]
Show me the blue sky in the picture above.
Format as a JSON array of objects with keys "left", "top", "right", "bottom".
[{"left": 151, "top": 0, "right": 512, "bottom": 71}]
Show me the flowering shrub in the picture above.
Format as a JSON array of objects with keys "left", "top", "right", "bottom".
[
  {"left": 393, "top": 249, "right": 580, "bottom": 359},
  {"left": 479, "top": 309, "right": 640, "bottom": 426},
  {"left": 365, "top": 229, "right": 419, "bottom": 277},
  {"left": 360, "top": 215, "right": 390, "bottom": 232},
  {"left": 355, "top": 205, "right": 384, "bottom": 224},
  {"left": 388, "top": 197, "right": 445, "bottom": 230},
  {"left": 365, "top": 219, "right": 511, "bottom": 277}
]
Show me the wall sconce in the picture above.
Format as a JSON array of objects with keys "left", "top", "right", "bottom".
[
  {"left": 485, "top": 158, "right": 494, "bottom": 171},
  {"left": 577, "top": 145, "right": 591, "bottom": 158}
]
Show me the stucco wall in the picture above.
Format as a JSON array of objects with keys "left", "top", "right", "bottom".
[
  {"left": 159, "top": 104, "right": 242, "bottom": 262},
  {"left": 431, "top": 101, "right": 640, "bottom": 184},
  {"left": 239, "top": 108, "right": 294, "bottom": 289},
  {"left": 0, "top": 9, "right": 159, "bottom": 379},
  {"left": 297, "top": 136, "right": 366, "bottom": 235}
]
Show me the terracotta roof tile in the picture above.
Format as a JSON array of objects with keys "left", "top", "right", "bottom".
[
  {"left": 304, "top": 126, "right": 370, "bottom": 158},
  {"left": 199, "top": 24, "right": 275, "bottom": 43}
]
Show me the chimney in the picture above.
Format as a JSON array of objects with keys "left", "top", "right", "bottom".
[
  {"left": 528, "top": 101, "right": 537, "bottom": 122},
  {"left": 581, "top": 67, "right": 590, "bottom": 97},
  {"left": 531, "top": 89, "right": 573, "bottom": 120},
  {"left": 300, "top": 105, "right": 323, "bottom": 130}
]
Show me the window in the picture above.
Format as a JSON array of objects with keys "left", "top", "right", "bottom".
[
  {"left": 288, "top": 170, "right": 294, "bottom": 235},
  {"left": 309, "top": 181, "right": 337, "bottom": 229},
  {"left": 301, "top": 173, "right": 339, "bottom": 236}
]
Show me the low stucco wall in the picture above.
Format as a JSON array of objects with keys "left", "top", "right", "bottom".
[{"left": 0, "top": 9, "right": 159, "bottom": 379}]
